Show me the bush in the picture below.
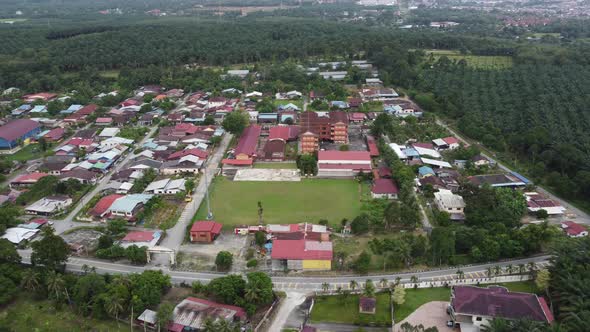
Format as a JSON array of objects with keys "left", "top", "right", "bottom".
[
  {"left": 247, "top": 259, "right": 258, "bottom": 268},
  {"left": 192, "top": 281, "right": 205, "bottom": 294},
  {"left": 215, "top": 251, "right": 233, "bottom": 271}
]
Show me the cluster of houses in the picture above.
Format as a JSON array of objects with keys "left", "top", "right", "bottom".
[
  {"left": 168, "top": 90, "right": 238, "bottom": 124},
  {"left": 0, "top": 218, "right": 51, "bottom": 245}
]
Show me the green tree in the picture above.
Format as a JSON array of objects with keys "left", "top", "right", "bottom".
[
  {"left": 185, "top": 178, "right": 195, "bottom": 194},
  {"left": 215, "top": 251, "right": 233, "bottom": 271},
  {"left": 245, "top": 272, "right": 273, "bottom": 306},
  {"left": 363, "top": 279, "right": 375, "bottom": 297},
  {"left": 0, "top": 238, "right": 20, "bottom": 264},
  {"left": 203, "top": 115, "right": 216, "bottom": 125},
  {"left": 351, "top": 214, "right": 370, "bottom": 235},
  {"left": 31, "top": 227, "right": 70, "bottom": 271},
  {"left": 354, "top": 251, "right": 371, "bottom": 275},
  {"left": 21, "top": 269, "right": 41, "bottom": 293},
  {"left": 222, "top": 111, "right": 248, "bottom": 135},
  {"left": 350, "top": 280, "right": 358, "bottom": 291},
  {"left": 254, "top": 231, "right": 266, "bottom": 246},
  {"left": 107, "top": 219, "right": 128, "bottom": 236},
  {"left": 393, "top": 284, "right": 406, "bottom": 305},
  {"left": 0, "top": 275, "right": 17, "bottom": 305},
  {"left": 207, "top": 274, "right": 246, "bottom": 305}
]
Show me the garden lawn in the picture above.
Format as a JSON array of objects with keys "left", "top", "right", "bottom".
[
  {"left": 0, "top": 295, "right": 132, "bottom": 331},
  {"left": 253, "top": 162, "right": 297, "bottom": 169},
  {"left": 193, "top": 177, "right": 363, "bottom": 229},
  {"left": 311, "top": 292, "right": 391, "bottom": 325}
]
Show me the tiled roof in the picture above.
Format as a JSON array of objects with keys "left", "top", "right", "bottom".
[{"left": 190, "top": 221, "right": 222, "bottom": 234}]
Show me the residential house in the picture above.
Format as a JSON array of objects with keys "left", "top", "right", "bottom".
[
  {"left": 58, "top": 169, "right": 99, "bottom": 184},
  {"left": 468, "top": 173, "right": 530, "bottom": 188},
  {"left": 366, "top": 135, "right": 379, "bottom": 157},
  {"left": 348, "top": 112, "right": 366, "bottom": 123},
  {"left": 106, "top": 194, "right": 153, "bottom": 221},
  {"left": 226, "top": 69, "right": 250, "bottom": 78},
  {"left": 0, "top": 119, "right": 41, "bottom": 149},
  {"left": 25, "top": 196, "right": 73, "bottom": 216},
  {"left": 365, "top": 78, "right": 383, "bottom": 86},
  {"left": 412, "top": 143, "right": 441, "bottom": 159},
  {"left": 434, "top": 189, "right": 465, "bottom": 220},
  {"left": 561, "top": 221, "right": 588, "bottom": 238},
  {"left": 359, "top": 88, "right": 398, "bottom": 101},
  {"left": 160, "top": 155, "right": 203, "bottom": 175},
  {"left": 1, "top": 227, "right": 40, "bottom": 244},
  {"left": 23, "top": 92, "right": 57, "bottom": 103},
  {"left": 89, "top": 194, "right": 124, "bottom": 219},
  {"left": 95, "top": 117, "right": 113, "bottom": 126},
  {"left": 144, "top": 178, "right": 186, "bottom": 195},
  {"left": 10, "top": 172, "right": 49, "bottom": 188},
  {"left": 449, "top": 285, "right": 554, "bottom": 330},
  {"left": 230, "top": 125, "right": 261, "bottom": 160},
  {"left": 167, "top": 297, "right": 246, "bottom": 331},
  {"left": 43, "top": 128, "right": 65, "bottom": 142},
  {"left": 371, "top": 178, "right": 399, "bottom": 199},
  {"left": 190, "top": 221, "right": 223, "bottom": 243},
  {"left": 98, "top": 127, "right": 120, "bottom": 139},
  {"left": 418, "top": 166, "right": 436, "bottom": 178},
  {"left": 262, "top": 139, "right": 286, "bottom": 161},
  {"left": 471, "top": 155, "right": 490, "bottom": 167},
  {"left": 120, "top": 230, "right": 162, "bottom": 248},
  {"left": 317, "top": 151, "right": 371, "bottom": 178}
]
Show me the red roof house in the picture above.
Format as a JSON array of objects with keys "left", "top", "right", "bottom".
[
  {"left": 561, "top": 221, "right": 588, "bottom": 237},
  {"left": 271, "top": 239, "right": 333, "bottom": 262},
  {"left": 371, "top": 178, "right": 399, "bottom": 199},
  {"left": 168, "top": 148, "right": 209, "bottom": 161},
  {"left": 451, "top": 286, "right": 554, "bottom": 325},
  {"left": 190, "top": 221, "right": 222, "bottom": 243},
  {"left": 10, "top": 172, "right": 49, "bottom": 188},
  {"left": 317, "top": 150, "right": 372, "bottom": 178},
  {"left": 89, "top": 194, "right": 124, "bottom": 218},
  {"left": 44, "top": 128, "right": 65, "bottom": 142},
  {"left": 366, "top": 135, "right": 379, "bottom": 157},
  {"left": 23, "top": 92, "right": 57, "bottom": 102},
  {"left": 268, "top": 126, "right": 299, "bottom": 141}
]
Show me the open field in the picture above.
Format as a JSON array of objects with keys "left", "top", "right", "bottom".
[
  {"left": 0, "top": 295, "right": 132, "bottom": 331},
  {"left": 4, "top": 144, "right": 45, "bottom": 162},
  {"left": 423, "top": 49, "right": 513, "bottom": 69},
  {"left": 311, "top": 292, "right": 391, "bottom": 325},
  {"left": 253, "top": 162, "right": 298, "bottom": 169},
  {"left": 310, "top": 281, "right": 536, "bottom": 324},
  {"left": 193, "top": 177, "right": 364, "bottom": 228}
]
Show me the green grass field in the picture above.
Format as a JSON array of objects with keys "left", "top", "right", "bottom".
[
  {"left": 311, "top": 281, "right": 536, "bottom": 324},
  {"left": 0, "top": 295, "right": 132, "bottom": 331},
  {"left": 253, "top": 162, "right": 298, "bottom": 169},
  {"left": 4, "top": 144, "right": 45, "bottom": 162},
  {"left": 311, "top": 292, "right": 391, "bottom": 325},
  {"left": 423, "top": 49, "right": 513, "bottom": 69},
  {"left": 193, "top": 177, "right": 363, "bottom": 228}
]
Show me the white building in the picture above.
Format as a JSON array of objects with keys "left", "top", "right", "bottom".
[
  {"left": 144, "top": 178, "right": 186, "bottom": 194},
  {"left": 98, "top": 127, "right": 121, "bottom": 138},
  {"left": 434, "top": 189, "right": 465, "bottom": 220},
  {"left": 25, "top": 196, "right": 73, "bottom": 216},
  {"left": 316, "top": 151, "right": 372, "bottom": 178}
]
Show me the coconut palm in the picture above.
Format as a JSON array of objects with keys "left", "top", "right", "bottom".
[
  {"left": 410, "top": 275, "right": 419, "bottom": 286},
  {"left": 527, "top": 262, "right": 537, "bottom": 276},
  {"left": 505, "top": 264, "right": 514, "bottom": 275},
  {"left": 105, "top": 296, "right": 125, "bottom": 328},
  {"left": 245, "top": 285, "right": 260, "bottom": 303},
  {"left": 349, "top": 280, "right": 358, "bottom": 291},
  {"left": 363, "top": 279, "right": 375, "bottom": 297},
  {"left": 494, "top": 265, "right": 502, "bottom": 276},
  {"left": 45, "top": 271, "right": 66, "bottom": 302},
  {"left": 380, "top": 278, "right": 388, "bottom": 289},
  {"left": 518, "top": 263, "right": 526, "bottom": 280},
  {"left": 486, "top": 267, "right": 494, "bottom": 278},
  {"left": 456, "top": 270, "right": 465, "bottom": 280},
  {"left": 21, "top": 269, "right": 41, "bottom": 292},
  {"left": 321, "top": 282, "right": 330, "bottom": 293},
  {"left": 395, "top": 276, "right": 402, "bottom": 285},
  {"left": 156, "top": 303, "right": 174, "bottom": 332}
]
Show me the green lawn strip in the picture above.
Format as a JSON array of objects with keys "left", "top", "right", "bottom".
[
  {"left": 0, "top": 295, "right": 131, "bottom": 331},
  {"left": 394, "top": 287, "right": 449, "bottom": 322},
  {"left": 311, "top": 292, "right": 391, "bottom": 325},
  {"left": 193, "top": 177, "right": 363, "bottom": 229},
  {"left": 253, "top": 162, "right": 298, "bottom": 169}
]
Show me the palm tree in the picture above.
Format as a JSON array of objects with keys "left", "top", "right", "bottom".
[
  {"left": 527, "top": 262, "right": 537, "bottom": 277},
  {"left": 46, "top": 271, "right": 66, "bottom": 302},
  {"left": 156, "top": 303, "right": 175, "bottom": 332},
  {"left": 494, "top": 265, "right": 502, "bottom": 277},
  {"left": 486, "top": 267, "right": 494, "bottom": 278},
  {"left": 363, "top": 279, "right": 375, "bottom": 297},
  {"left": 245, "top": 285, "right": 260, "bottom": 303},
  {"left": 21, "top": 269, "right": 41, "bottom": 292},
  {"left": 395, "top": 276, "right": 402, "bottom": 285},
  {"left": 480, "top": 318, "right": 510, "bottom": 332},
  {"left": 505, "top": 264, "right": 514, "bottom": 275},
  {"left": 321, "top": 282, "right": 330, "bottom": 293},
  {"left": 518, "top": 263, "right": 526, "bottom": 280},
  {"left": 410, "top": 275, "right": 418, "bottom": 287},
  {"left": 105, "top": 296, "right": 125, "bottom": 328},
  {"left": 456, "top": 270, "right": 465, "bottom": 280},
  {"left": 380, "top": 278, "right": 388, "bottom": 289},
  {"left": 349, "top": 280, "right": 358, "bottom": 292}
]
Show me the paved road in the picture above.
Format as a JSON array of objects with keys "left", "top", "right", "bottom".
[
  {"left": 267, "top": 292, "right": 307, "bottom": 332},
  {"left": 158, "top": 133, "right": 233, "bottom": 252},
  {"left": 17, "top": 249, "right": 549, "bottom": 290},
  {"left": 435, "top": 118, "right": 590, "bottom": 225},
  {"left": 53, "top": 125, "right": 159, "bottom": 234}
]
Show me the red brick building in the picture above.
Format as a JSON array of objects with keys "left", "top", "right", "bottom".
[
  {"left": 299, "top": 112, "right": 348, "bottom": 154},
  {"left": 190, "top": 221, "right": 222, "bottom": 243}
]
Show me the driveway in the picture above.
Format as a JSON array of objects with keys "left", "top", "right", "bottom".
[
  {"left": 267, "top": 292, "right": 307, "bottom": 332},
  {"left": 394, "top": 301, "right": 452, "bottom": 332}
]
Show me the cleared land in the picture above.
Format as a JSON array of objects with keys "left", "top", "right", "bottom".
[
  {"left": 423, "top": 49, "right": 513, "bottom": 69},
  {"left": 311, "top": 292, "right": 391, "bottom": 325},
  {"left": 311, "top": 281, "right": 536, "bottom": 324},
  {"left": 0, "top": 295, "right": 131, "bottom": 331},
  {"left": 193, "top": 177, "right": 364, "bottom": 228},
  {"left": 253, "top": 162, "right": 298, "bottom": 169}
]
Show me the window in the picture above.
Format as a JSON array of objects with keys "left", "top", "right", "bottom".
[{"left": 476, "top": 317, "right": 482, "bottom": 321}]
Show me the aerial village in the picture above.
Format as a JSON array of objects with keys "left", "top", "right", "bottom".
[{"left": 0, "top": 61, "right": 580, "bottom": 331}]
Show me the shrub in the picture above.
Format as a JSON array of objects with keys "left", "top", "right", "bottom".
[{"left": 247, "top": 259, "right": 258, "bottom": 268}]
